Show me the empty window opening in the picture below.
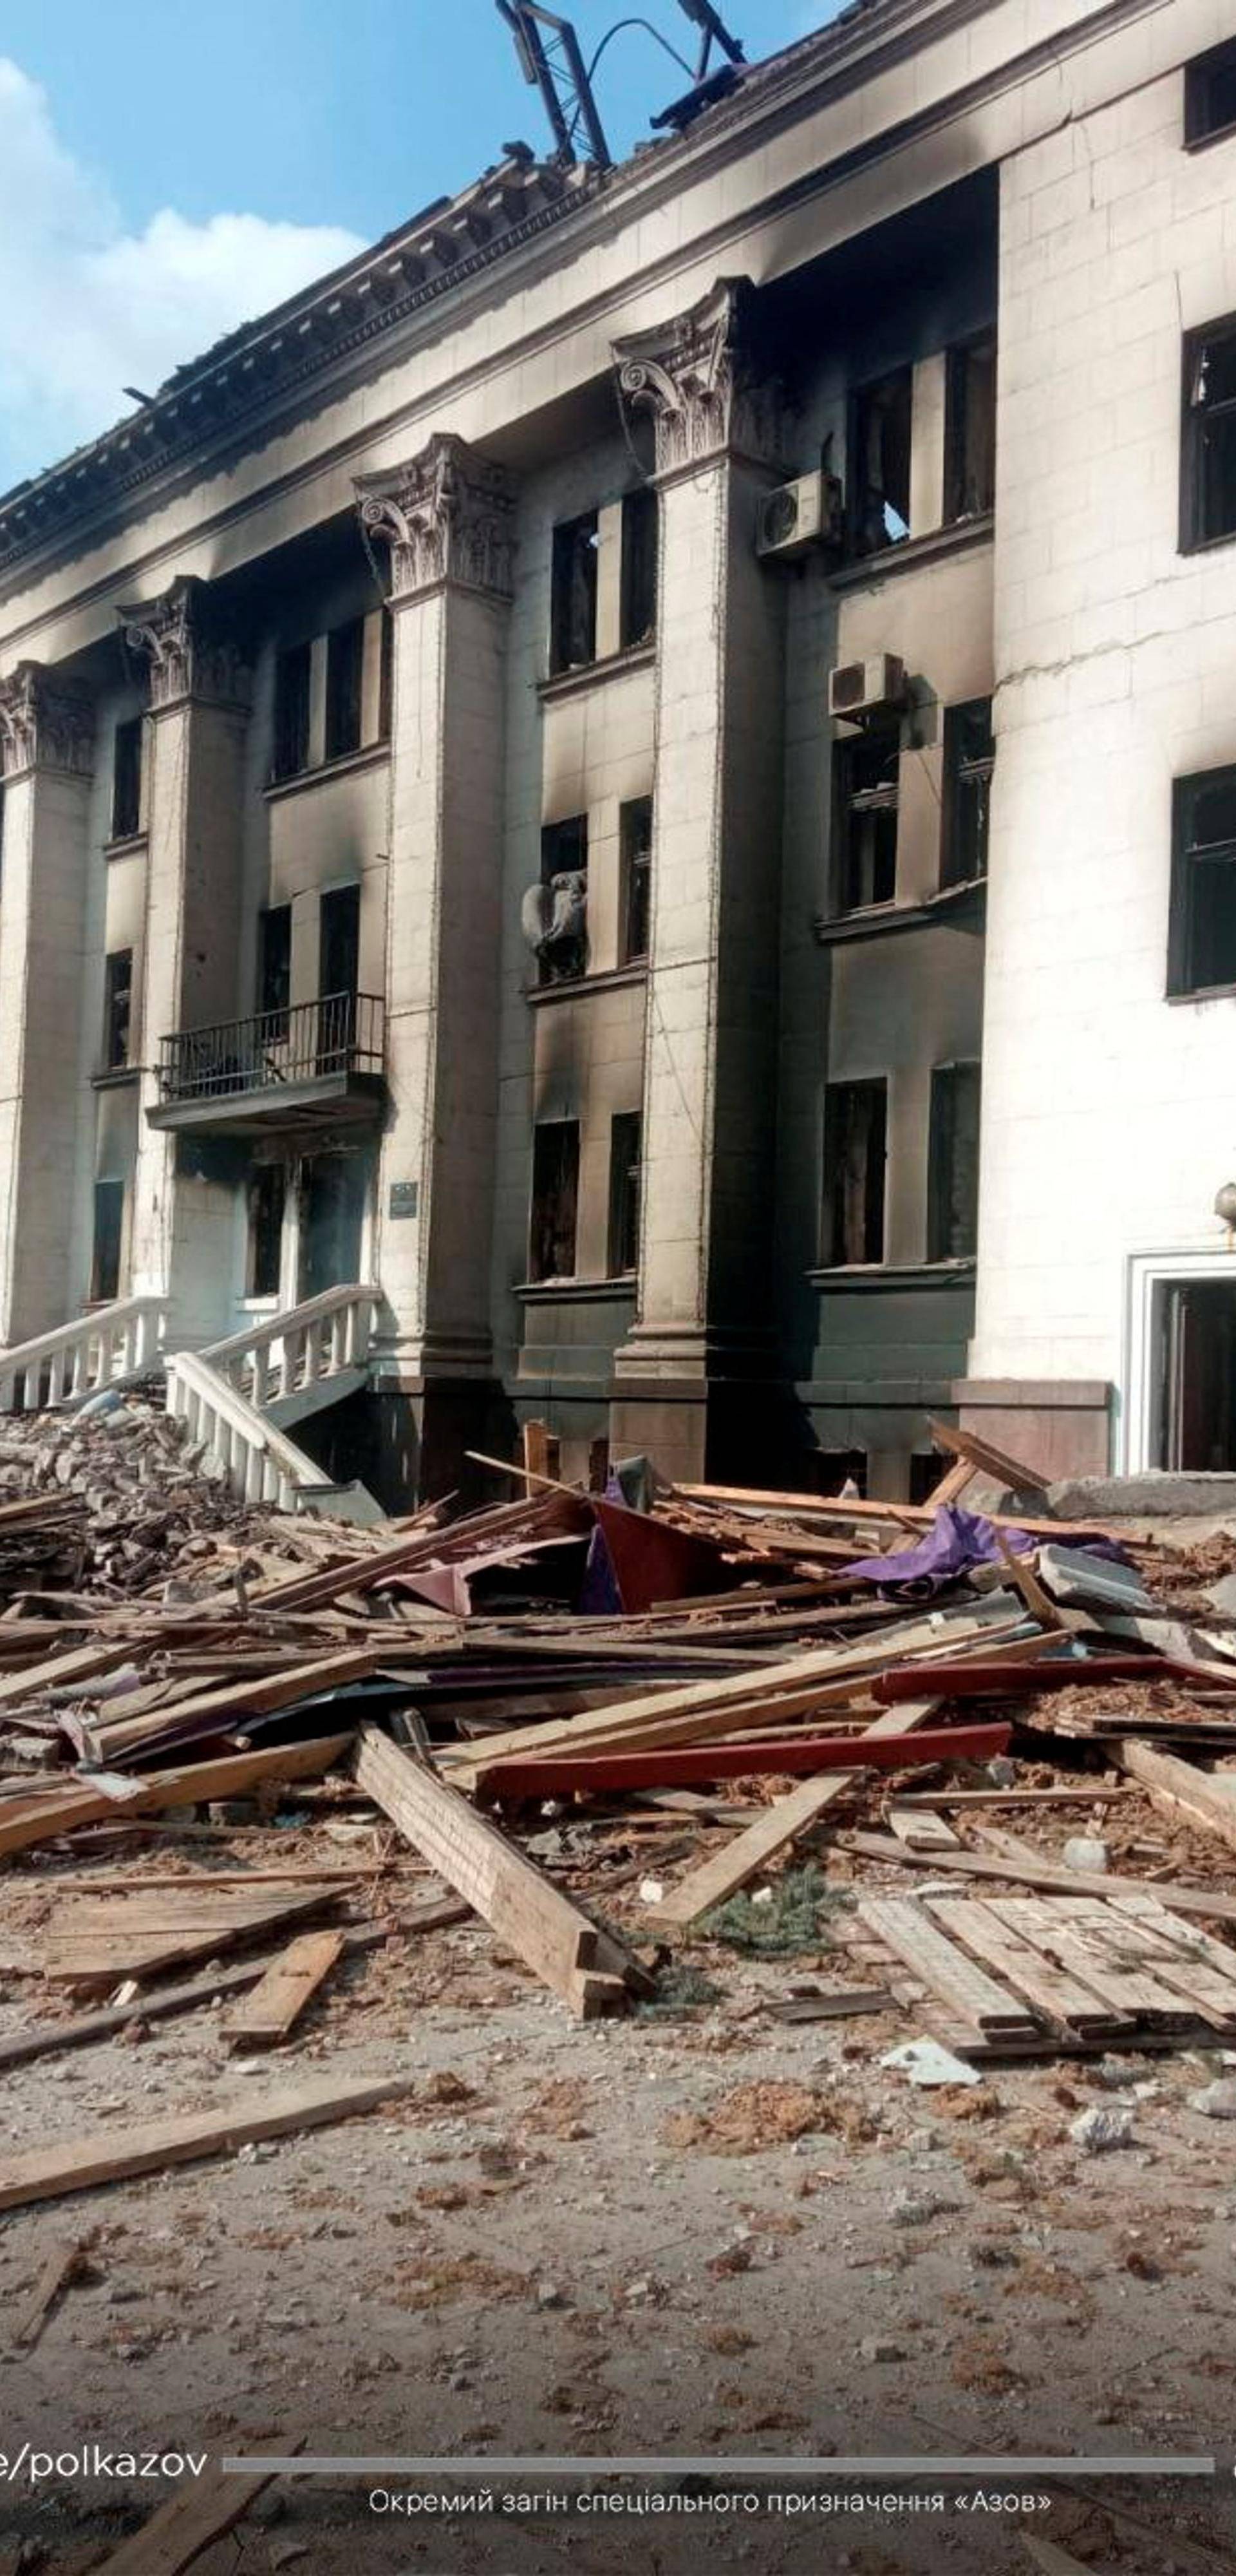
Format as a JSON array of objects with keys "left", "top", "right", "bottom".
[
  {"left": 608, "top": 1111, "right": 642, "bottom": 1276},
  {"left": 247, "top": 1162, "right": 286, "bottom": 1300},
  {"left": 1169, "top": 765, "right": 1236, "bottom": 994},
  {"left": 530, "top": 1121, "right": 580, "bottom": 1282},
  {"left": 834, "top": 728, "right": 899, "bottom": 912},
  {"left": 257, "top": 904, "right": 292, "bottom": 1041},
  {"left": 1186, "top": 37, "right": 1236, "bottom": 149},
  {"left": 621, "top": 795, "right": 653, "bottom": 963},
  {"left": 823, "top": 1079, "right": 887, "bottom": 1266},
  {"left": 111, "top": 716, "right": 143, "bottom": 840},
  {"left": 910, "top": 1451, "right": 946, "bottom": 1504},
  {"left": 102, "top": 949, "right": 133, "bottom": 1071},
  {"left": 324, "top": 618, "right": 364, "bottom": 762},
  {"left": 377, "top": 606, "right": 394, "bottom": 741},
  {"left": 944, "top": 336, "right": 997, "bottom": 522},
  {"left": 1183, "top": 319, "right": 1236, "bottom": 550},
  {"left": 928, "top": 1061, "right": 981, "bottom": 1262},
  {"left": 538, "top": 816, "right": 588, "bottom": 984},
  {"left": 272, "top": 641, "right": 312, "bottom": 781},
  {"left": 550, "top": 512, "right": 599, "bottom": 672},
  {"left": 942, "top": 700, "right": 995, "bottom": 887},
  {"left": 620, "top": 488, "right": 659, "bottom": 650},
  {"left": 1162, "top": 1280, "right": 1236, "bottom": 1468},
  {"left": 90, "top": 1179, "right": 124, "bottom": 1305},
  {"left": 807, "top": 1448, "right": 868, "bottom": 1499},
  {"left": 318, "top": 884, "right": 360, "bottom": 1068},
  {"left": 852, "top": 369, "right": 912, "bottom": 554}
]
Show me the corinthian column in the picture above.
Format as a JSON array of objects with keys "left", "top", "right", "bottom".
[
  {"left": 354, "top": 433, "right": 516, "bottom": 1497},
  {"left": 608, "top": 278, "right": 790, "bottom": 1481}
]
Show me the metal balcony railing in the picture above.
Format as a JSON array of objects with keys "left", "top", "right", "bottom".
[{"left": 158, "top": 991, "right": 384, "bottom": 1104}]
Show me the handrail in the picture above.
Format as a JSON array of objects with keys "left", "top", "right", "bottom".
[
  {"left": 200, "top": 1283, "right": 378, "bottom": 1412},
  {"left": 0, "top": 1296, "right": 168, "bottom": 1413},
  {"left": 165, "top": 1351, "right": 340, "bottom": 1511},
  {"left": 201, "top": 1283, "right": 379, "bottom": 1363}
]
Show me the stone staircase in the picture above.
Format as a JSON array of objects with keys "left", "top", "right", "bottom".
[{"left": 0, "top": 1295, "right": 169, "bottom": 1412}]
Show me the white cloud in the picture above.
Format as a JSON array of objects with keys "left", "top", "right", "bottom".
[{"left": 0, "top": 58, "right": 365, "bottom": 492}]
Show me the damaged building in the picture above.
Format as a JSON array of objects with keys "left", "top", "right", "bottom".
[{"left": 0, "top": 0, "right": 1234, "bottom": 1507}]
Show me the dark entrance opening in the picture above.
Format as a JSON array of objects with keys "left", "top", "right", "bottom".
[
  {"left": 298, "top": 1151, "right": 368, "bottom": 1299},
  {"left": 1162, "top": 1280, "right": 1236, "bottom": 1468}
]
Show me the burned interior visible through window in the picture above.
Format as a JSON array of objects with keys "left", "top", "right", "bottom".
[
  {"left": 834, "top": 726, "right": 899, "bottom": 911},
  {"left": 1185, "top": 36, "right": 1236, "bottom": 148},
  {"left": 942, "top": 699, "right": 995, "bottom": 886},
  {"left": 944, "top": 334, "right": 997, "bottom": 522},
  {"left": 90, "top": 1178, "right": 123, "bottom": 1303},
  {"left": 823, "top": 1078, "right": 887, "bottom": 1266},
  {"left": 1183, "top": 319, "right": 1236, "bottom": 549},
  {"left": 608, "top": 1111, "right": 641, "bottom": 1276},
  {"left": 272, "top": 639, "right": 312, "bottom": 781},
  {"left": 621, "top": 795, "right": 653, "bottom": 962},
  {"left": 257, "top": 904, "right": 292, "bottom": 1039},
  {"left": 928, "top": 1060, "right": 981, "bottom": 1260},
  {"left": 247, "top": 1162, "right": 286, "bottom": 1299},
  {"left": 620, "top": 488, "right": 658, "bottom": 649},
  {"left": 102, "top": 949, "right": 133, "bottom": 1070},
  {"left": 851, "top": 368, "right": 912, "bottom": 554},
  {"left": 530, "top": 1121, "right": 579, "bottom": 1281},
  {"left": 324, "top": 617, "right": 364, "bottom": 762},
  {"left": 1170, "top": 764, "right": 1236, "bottom": 994},
  {"left": 110, "top": 715, "right": 143, "bottom": 840},
  {"left": 550, "top": 512, "right": 599, "bottom": 672},
  {"left": 536, "top": 816, "right": 588, "bottom": 983}
]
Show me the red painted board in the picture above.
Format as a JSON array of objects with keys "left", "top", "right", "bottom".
[
  {"left": 477, "top": 1721, "right": 1010, "bottom": 1799},
  {"left": 590, "top": 1497, "right": 733, "bottom": 1615},
  {"left": 873, "top": 1654, "right": 1211, "bottom": 1703}
]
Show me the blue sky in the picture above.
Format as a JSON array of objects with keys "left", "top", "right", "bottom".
[{"left": 0, "top": 1, "right": 843, "bottom": 494}]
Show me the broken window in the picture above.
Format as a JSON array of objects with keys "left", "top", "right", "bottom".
[
  {"left": 1169, "top": 764, "right": 1236, "bottom": 994},
  {"left": 272, "top": 640, "right": 312, "bottom": 781},
  {"left": 608, "top": 1111, "right": 642, "bottom": 1276},
  {"left": 90, "top": 1179, "right": 124, "bottom": 1304},
  {"left": 850, "top": 369, "right": 912, "bottom": 555},
  {"left": 834, "top": 727, "right": 899, "bottom": 912},
  {"left": 550, "top": 512, "right": 599, "bottom": 672},
  {"left": 530, "top": 1121, "right": 579, "bottom": 1282},
  {"left": 110, "top": 715, "right": 143, "bottom": 840},
  {"left": 944, "top": 334, "right": 997, "bottom": 522},
  {"left": 620, "top": 489, "right": 658, "bottom": 649},
  {"left": 324, "top": 617, "right": 364, "bottom": 762},
  {"left": 1186, "top": 37, "right": 1236, "bottom": 148},
  {"left": 257, "top": 904, "right": 292, "bottom": 1040},
  {"left": 941, "top": 699, "right": 995, "bottom": 887},
  {"left": 928, "top": 1061, "right": 981, "bottom": 1261},
  {"left": 621, "top": 795, "right": 653, "bottom": 963},
  {"left": 247, "top": 1162, "right": 286, "bottom": 1300},
  {"left": 823, "top": 1079, "right": 887, "bottom": 1267},
  {"left": 1182, "top": 319, "right": 1236, "bottom": 549},
  {"left": 536, "top": 816, "right": 588, "bottom": 985},
  {"left": 102, "top": 949, "right": 133, "bottom": 1071}
]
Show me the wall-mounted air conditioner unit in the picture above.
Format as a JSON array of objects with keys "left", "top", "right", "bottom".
[
  {"left": 756, "top": 472, "right": 844, "bottom": 562},
  {"left": 827, "top": 652, "right": 908, "bottom": 724}
]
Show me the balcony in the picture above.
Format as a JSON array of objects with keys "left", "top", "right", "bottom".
[{"left": 147, "top": 992, "right": 386, "bottom": 1135}]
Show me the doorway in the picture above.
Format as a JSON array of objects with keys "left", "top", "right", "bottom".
[
  {"left": 318, "top": 884, "right": 360, "bottom": 1072},
  {"left": 297, "top": 1150, "right": 369, "bottom": 1300},
  {"left": 1162, "top": 1279, "right": 1236, "bottom": 1469}
]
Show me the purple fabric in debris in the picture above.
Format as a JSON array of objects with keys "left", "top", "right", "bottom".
[
  {"left": 842, "top": 1504, "right": 1040, "bottom": 1595},
  {"left": 579, "top": 1518, "right": 623, "bottom": 1615}
]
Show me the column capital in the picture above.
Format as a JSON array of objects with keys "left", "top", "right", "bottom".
[
  {"left": 0, "top": 660, "right": 94, "bottom": 780},
  {"left": 118, "top": 574, "right": 250, "bottom": 712},
  {"left": 612, "top": 275, "right": 787, "bottom": 479},
  {"left": 355, "top": 433, "right": 516, "bottom": 604}
]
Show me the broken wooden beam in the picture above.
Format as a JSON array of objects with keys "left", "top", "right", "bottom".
[
  {"left": 221, "top": 1928, "right": 346, "bottom": 2045},
  {"left": 96, "top": 2442, "right": 302, "bottom": 2574},
  {"left": 1117, "top": 1737, "right": 1236, "bottom": 1856},
  {"left": 0, "top": 1733, "right": 353, "bottom": 1864},
  {"left": 478, "top": 1720, "right": 1010, "bottom": 1799},
  {"left": 841, "top": 1829, "right": 1236, "bottom": 1924},
  {"left": 0, "top": 2072, "right": 413, "bottom": 2213}
]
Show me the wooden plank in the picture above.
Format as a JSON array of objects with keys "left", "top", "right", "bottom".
[
  {"left": 886, "top": 1802, "right": 960, "bottom": 1852},
  {"left": 987, "top": 1899, "right": 1196, "bottom": 2029},
  {"left": 0, "top": 1733, "right": 352, "bottom": 1864},
  {"left": 897, "top": 1786, "right": 1132, "bottom": 1810},
  {"left": 1118, "top": 1737, "right": 1236, "bottom": 1857},
  {"left": 927, "top": 1417, "right": 1049, "bottom": 1495},
  {"left": 96, "top": 2445, "right": 300, "bottom": 2575},
  {"left": 648, "top": 1701, "right": 941, "bottom": 1929},
  {"left": 355, "top": 1725, "right": 608, "bottom": 2011},
  {"left": 926, "top": 1898, "right": 1130, "bottom": 2038},
  {"left": 0, "top": 1922, "right": 395, "bottom": 2070},
  {"left": 222, "top": 1929, "right": 345, "bottom": 2044},
  {"left": 41, "top": 1880, "right": 350, "bottom": 1987},
  {"left": 0, "top": 1638, "right": 136, "bottom": 1711},
  {"left": 839, "top": 1829, "right": 1236, "bottom": 1925},
  {"left": 10, "top": 2236, "right": 93, "bottom": 2349},
  {"left": 856, "top": 1897, "right": 1039, "bottom": 2036},
  {"left": 478, "top": 1721, "right": 1009, "bottom": 1799},
  {"left": 90, "top": 1647, "right": 382, "bottom": 1761},
  {"left": 0, "top": 2072, "right": 413, "bottom": 2213},
  {"left": 673, "top": 1480, "right": 1119, "bottom": 1540}
]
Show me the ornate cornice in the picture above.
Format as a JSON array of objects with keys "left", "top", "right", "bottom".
[
  {"left": 355, "top": 434, "right": 517, "bottom": 602},
  {"left": 0, "top": 661, "right": 94, "bottom": 779},
  {"left": 118, "top": 574, "right": 250, "bottom": 711},
  {"left": 612, "top": 276, "right": 787, "bottom": 478}
]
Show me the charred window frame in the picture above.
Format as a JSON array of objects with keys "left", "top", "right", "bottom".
[
  {"left": 849, "top": 368, "right": 912, "bottom": 557},
  {"left": 928, "top": 1061, "right": 981, "bottom": 1262},
  {"left": 833, "top": 726, "right": 899, "bottom": 913},
  {"left": 1181, "top": 318, "right": 1236, "bottom": 551},
  {"left": 111, "top": 715, "right": 144, "bottom": 841},
  {"left": 102, "top": 949, "right": 133, "bottom": 1072},
  {"left": 256, "top": 904, "right": 292, "bottom": 1039},
  {"left": 608, "top": 1112, "right": 642, "bottom": 1277},
  {"left": 272, "top": 641, "right": 312, "bottom": 781},
  {"left": 90, "top": 1179, "right": 124, "bottom": 1304},
  {"left": 620, "top": 489, "right": 658, "bottom": 649},
  {"left": 550, "top": 512, "right": 599, "bottom": 673},
  {"left": 1185, "top": 37, "right": 1236, "bottom": 149},
  {"left": 941, "top": 700, "right": 995, "bottom": 887},
  {"left": 823, "top": 1079, "right": 887, "bottom": 1267},
  {"left": 324, "top": 617, "right": 364, "bottom": 762},
  {"left": 247, "top": 1162, "right": 286, "bottom": 1300},
  {"left": 621, "top": 795, "right": 653, "bottom": 963},
  {"left": 1168, "top": 765, "right": 1236, "bottom": 996},
  {"left": 530, "top": 1120, "right": 580, "bottom": 1282},
  {"left": 944, "top": 334, "right": 997, "bottom": 523}
]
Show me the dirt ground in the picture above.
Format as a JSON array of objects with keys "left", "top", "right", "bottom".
[{"left": 3, "top": 1795, "right": 1235, "bottom": 2576}]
